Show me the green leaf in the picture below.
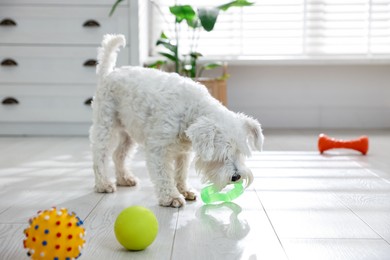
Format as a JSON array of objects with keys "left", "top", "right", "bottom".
[
  {"left": 156, "top": 38, "right": 177, "bottom": 54},
  {"left": 217, "top": 73, "right": 231, "bottom": 80},
  {"left": 198, "top": 7, "right": 220, "bottom": 32},
  {"left": 187, "top": 17, "right": 202, "bottom": 28},
  {"left": 109, "top": 0, "right": 125, "bottom": 16},
  {"left": 169, "top": 5, "right": 196, "bottom": 24},
  {"left": 198, "top": 62, "right": 224, "bottom": 77},
  {"left": 160, "top": 32, "right": 168, "bottom": 40},
  {"left": 158, "top": 52, "right": 177, "bottom": 62},
  {"left": 202, "top": 62, "right": 223, "bottom": 70},
  {"left": 190, "top": 52, "right": 203, "bottom": 59},
  {"left": 146, "top": 60, "right": 167, "bottom": 69},
  {"left": 218, "top": 0, "right": 254, "bottom": 11}
]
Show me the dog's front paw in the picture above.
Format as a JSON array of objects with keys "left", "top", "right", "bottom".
[
  {"left": 159, "top": 196, "right": 186, "bottom": 208},
  {"left": 95, "top": 182, "right": 117, "bottom": 193},
  {"left": 117, "top": 175, "right": 139, "bottom": 187},
  {"left": 182, "top": 190, "right": 197, "bottom": 201}
]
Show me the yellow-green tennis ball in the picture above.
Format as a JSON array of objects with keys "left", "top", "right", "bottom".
[{"left": 114, "top": 206, "right": 158, "bottom": 251}]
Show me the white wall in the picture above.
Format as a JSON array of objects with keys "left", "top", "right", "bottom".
[{"left": 219, "top": 65, "right": 390, "bottom": 129}]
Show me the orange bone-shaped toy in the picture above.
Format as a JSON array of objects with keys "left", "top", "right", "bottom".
[{"left": 318, "top": 133, "right": 369, "bottom": 155}]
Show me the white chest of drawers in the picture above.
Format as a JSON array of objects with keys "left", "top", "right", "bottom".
[{"left": 0, "top": 0, "right": 137, "bottom": 135}]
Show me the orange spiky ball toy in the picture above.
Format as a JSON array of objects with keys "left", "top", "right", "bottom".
[{"left": 23, "top": 207, "right": 86, "bottom": 260}]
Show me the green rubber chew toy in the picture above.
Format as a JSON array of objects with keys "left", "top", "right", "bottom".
[{"left": 201, "top": 181, "right": 244, "bottom": 204}]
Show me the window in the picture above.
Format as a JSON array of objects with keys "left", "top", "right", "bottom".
[{"left": 150, "top": 0, "right": 390, "bottom": 62}]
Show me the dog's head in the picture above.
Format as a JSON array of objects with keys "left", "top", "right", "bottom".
[{"left": 185, "top": 113, "right": 263, "bottom": 191}]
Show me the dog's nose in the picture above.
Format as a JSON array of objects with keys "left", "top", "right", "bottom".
[{"left": 231, "top": 173, "right": 241, "bottom": 182}]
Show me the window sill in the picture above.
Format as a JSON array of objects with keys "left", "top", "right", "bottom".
[
  {"left": 218, "top": 56, "right": 390, "bottom": 66},
  {"left": 145, "top": 55, "right": 390, "bottom": 66}
]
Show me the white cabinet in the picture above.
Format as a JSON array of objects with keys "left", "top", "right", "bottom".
[{"left": 0, "top": 0, "right": 133, "bottom": 135}]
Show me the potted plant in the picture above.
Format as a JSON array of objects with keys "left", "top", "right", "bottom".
[{"left": 110, "top": 0, "right": 253, "bottom": 105}]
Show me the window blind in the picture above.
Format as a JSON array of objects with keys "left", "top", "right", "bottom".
[{"left": 150, "top": 0, "right": 390, "bottom": 60}]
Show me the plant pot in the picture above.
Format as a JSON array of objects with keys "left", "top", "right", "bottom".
[
  {"left": 196, "top": 63, "right": 228, "bottom": 106},
  {"left": 196, "top": 78, "right": 227, "bottom": 106}
]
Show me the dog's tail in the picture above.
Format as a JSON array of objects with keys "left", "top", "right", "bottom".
[{"left": 96, "top": 34, "right": 126, "bottom": 80}]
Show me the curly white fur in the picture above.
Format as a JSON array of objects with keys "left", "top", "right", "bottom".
[
  {"left": 90, "top": 34, "right": 264, "bottom": 208},
  {"left": 96, "top": 34, "right": 126, "bottom": 79}
]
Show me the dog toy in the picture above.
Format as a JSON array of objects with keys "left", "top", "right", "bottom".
[
  {"left": 23, "top": 207, "right": 86, "bottom": 260},
  {"left": 114, "top": 206, "right": 159, "bottom": 251},
  {"left": 201, "top": 181, "right": 244, "bottom": 204},
  {"left": 318, "top": 133, "right": 369, "bottom": 155}
]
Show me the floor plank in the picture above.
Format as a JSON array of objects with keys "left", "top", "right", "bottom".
[
  {"left": 0, "top": 224, "right": 27, "bottom": 260},
  {"left": 282, "top": 239, "right": 390, "bottom": 260},
  {"left": 337, "top": 191, "right": 390, "bottom": 243},
  {"left": 258, "top": 191, "right": 380, "bottom": 239}
]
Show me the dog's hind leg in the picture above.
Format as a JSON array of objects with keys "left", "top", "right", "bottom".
[
  {"left": 113, "top": 129, "right": 138, "bottom": 187},
  {"left": 175, "top": 152, "right": 196, "bottom": 201},
  {"left": 90, "top": 102, "right": 117, "bottom": 193},
  {"left": 145, "top": 146, "right": 185, "bottom": 208}
]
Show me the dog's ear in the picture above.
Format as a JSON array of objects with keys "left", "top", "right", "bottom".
[
  {"left": 240, "top": 114, "right": 264, "bottom": 151},
  {"left": 185, "top": 117, "right": 216, "bottom": 161}
]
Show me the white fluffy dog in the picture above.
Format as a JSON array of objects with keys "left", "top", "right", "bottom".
[{"left": 90, "top": 34, "right": 264, "bottom": 208}]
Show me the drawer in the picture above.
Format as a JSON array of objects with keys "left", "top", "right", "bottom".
[
  {"left": 0, "top": 93, "right": 93, "bottom": 123},
  {"left": 0, "top": 46, "right": 129, "bottom": 84},
  {"left": 0, "top": 6, "right": 129, "bottom": 45},
  {"left": 0, "top": 0, "right": 127, "bottom": 5},
  {"left": 0, "top": 83, "right": 95, "bottom": 97},
  {"left": 0, "top": 122, "right": 91, "bottom": 136}
]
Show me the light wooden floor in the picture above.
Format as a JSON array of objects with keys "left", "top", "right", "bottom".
[{"left": 1, "top": 130, "right": 390, "bottom": 260}]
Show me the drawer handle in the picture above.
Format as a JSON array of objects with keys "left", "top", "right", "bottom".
[
  {"left": 1, "top": 59, "right": 18, "bottom": 66},
  {"left": 84, "top": 97, "right": 93, "bottom": 106},
  {"left": 83, "top": 59, "right": 97, "bottom": 67},
  {"left": 83, "top": 20, "right": 100, "bottom": 27},
  {"left": 2, "top": 97, "right": 19, "bottom": 105},
  {"left": 0, "top": 18, "right": 17, "bottom": 26}
]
